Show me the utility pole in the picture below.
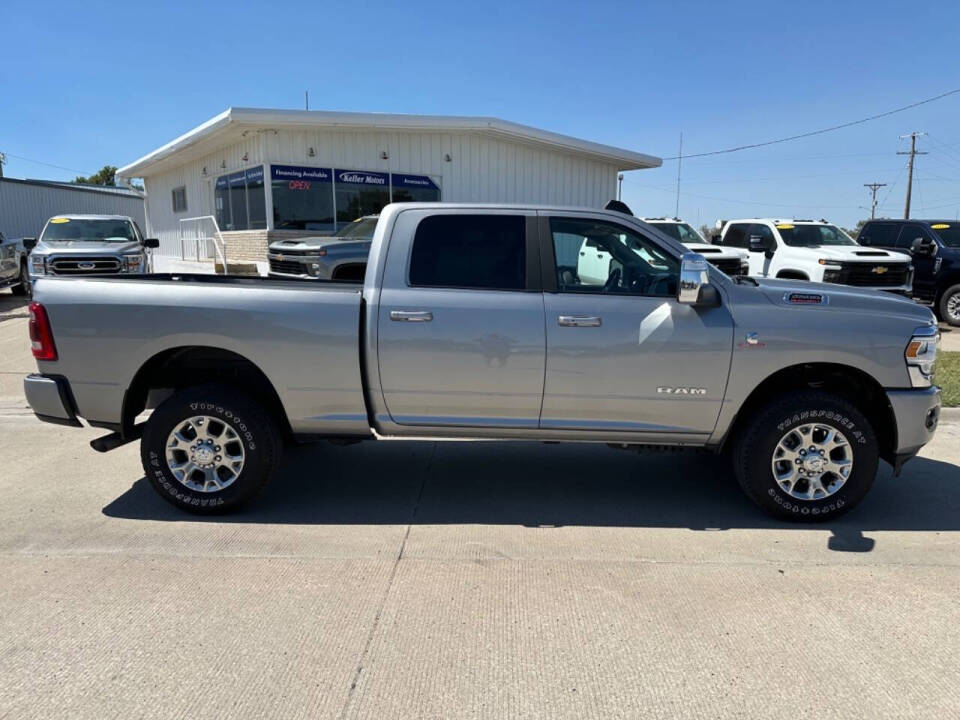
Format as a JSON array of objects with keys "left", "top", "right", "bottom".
[
  {"left": 863, "top": 182, "right": 886, "bottom": 219},
  {"left": 0, "top": 152, "right": 5, "bottom": 178},
  {"left": 617, "top": 173, "right": 623, "bottom": 201},
  {"left": 305, "top": 90, "right": 309, "bottom": 111},
  {"left": 675, "top": 131, "right": 683, "bottom": 218},
  {"left": 898, "top": 132, "right": 927, "bottom": 219}
]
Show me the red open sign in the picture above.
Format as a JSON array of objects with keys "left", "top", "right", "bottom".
[{"left": 288, "top": 180, "right": 311, "bottom": 191}]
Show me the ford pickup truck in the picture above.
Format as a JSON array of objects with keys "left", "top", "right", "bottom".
[{"left": 23, "top": 203, "right": 942, "bottom": 520}]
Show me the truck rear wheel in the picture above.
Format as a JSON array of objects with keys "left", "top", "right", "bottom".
[
  {"left": 140, "top": 385, "right": 281, "bottom": 514},
  {"left": 938, "top": 283, "right": 960, "bottom": 327},
  {"left": 733, "top": 391, "right": 878, "bottom": 521}
]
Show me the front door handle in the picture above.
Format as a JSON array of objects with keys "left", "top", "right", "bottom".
[
  {"left": 390, "top": 310, "right": 433, "bottom": 322},
  {"left": 558, "top": 315, "right": 602, "bottom": 327}
]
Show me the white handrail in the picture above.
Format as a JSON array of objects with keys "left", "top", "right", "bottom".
[{"left": 178, "top": 215, "right": 228, "bottom": 273}]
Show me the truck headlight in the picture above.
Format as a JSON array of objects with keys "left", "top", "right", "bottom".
[
  {"left": 30, "top": 255, "right": 46, "bottom": 275},
  {"left": 739, "top": 259, "right": 750, "bottom": 276},
  {"left": 905, "top": 325, "right": 939, "bottom": 387},
  {"left": 821, "top": 266, "right": 842, "bottom": 283},
  {"left": 123, "top": 254, "right": 145, "bottom": 272}
]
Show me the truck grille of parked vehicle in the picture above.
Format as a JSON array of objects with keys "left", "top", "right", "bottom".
[
  {"left": 268, "top": 257, "right": 307, "bottom": 275},
  {"left": 710, "top": 258, "right": 745, "bottom": 276},
  {"left": 48, "top": 256, "right": 123, "bottom": 275},
  {"left": 838, "top": 262, "right": 912, "bottom": 288}
]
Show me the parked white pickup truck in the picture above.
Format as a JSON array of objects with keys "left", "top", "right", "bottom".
[
  {"left": 717, "top": 219, "right": 913, "bottom": 293},
  {"left": 0, "top": 231, "right": 31, "bottom": 296},
  {"left": 641, "top": 217, "right": 749, "bottom": 277}
]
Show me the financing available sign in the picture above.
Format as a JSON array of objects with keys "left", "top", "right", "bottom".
[{"left": 271, "top": 165, "right": 332, "bottom": 182}]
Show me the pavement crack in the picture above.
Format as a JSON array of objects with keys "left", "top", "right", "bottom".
[{"left": 338, "top": 441, "right": 435, "bottom": 719}]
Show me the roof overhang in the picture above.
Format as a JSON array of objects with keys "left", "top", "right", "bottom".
[{"left": 117, "top": 107, "right": 661, "bottom": 179}]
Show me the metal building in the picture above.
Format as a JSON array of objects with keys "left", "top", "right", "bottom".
[
  {"left": 0, "top": 178, "right": 146, "bottom": 240},
  {"left": 116, "top": 108, "right": 660, "bottom": 262}
]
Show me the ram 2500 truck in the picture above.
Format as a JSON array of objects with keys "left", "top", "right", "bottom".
[{"left": 23, "top": 203, "right": 941, "bottom": 521}]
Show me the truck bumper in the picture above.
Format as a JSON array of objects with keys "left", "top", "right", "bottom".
[
  {"left": 23, "top": 374, "right": 82, "bottom": 427},
  {"left": 887, "top": 386, "right": 941, "bottom": 459}
]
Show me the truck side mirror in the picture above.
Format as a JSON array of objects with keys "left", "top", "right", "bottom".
[
  {"left": 22, "top": 238, "right": 37, "bottom": 251},
  {"left": 911, "top": 237, "right": 936, "bottom": 257},
  {"left": 142, "top": 238, "right": 160, "bottom": 249},
  {"left": 678, "top": 253, "right": 720, "bottom": 307}
]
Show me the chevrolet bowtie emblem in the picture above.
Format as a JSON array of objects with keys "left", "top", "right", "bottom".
[
  {"left": 872, "top": 266, "right": 888, "bottom": 274},
  {"left": 277, "top": 254, "right": 284, "bottom": 261}
]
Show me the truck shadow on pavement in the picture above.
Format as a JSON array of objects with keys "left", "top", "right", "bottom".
[
  {"left": 0, "top": 293, "right": 29, "bottom": 320},
  {"left": 103, "top": 440, "right": 960, "bottom": 552}
]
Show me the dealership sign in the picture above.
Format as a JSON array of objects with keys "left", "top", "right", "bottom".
[
  {"left": 392, "top": 173, "right": 439, "bottom": 190},
  {"left": 335, "top": 169, "right": 388, "bottom": 186},
  {"left": 271, "top": 165, "right": 332, "bottom": 182}
]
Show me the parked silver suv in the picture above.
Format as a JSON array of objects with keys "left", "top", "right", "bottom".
[{"left": 25, "top": 215, "right": 158, "bottom": 281}]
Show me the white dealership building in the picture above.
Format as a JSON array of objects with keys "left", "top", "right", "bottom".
[{"left": 116, "top": 107, "right": 660, "bottom": 262}]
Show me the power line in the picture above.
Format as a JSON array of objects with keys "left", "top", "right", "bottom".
[
  {"left": 0, "top": 151, "right": 91, "bottom": 176},
  {"left": 661, "top": 87, "right": 960, "bottom": 161}
]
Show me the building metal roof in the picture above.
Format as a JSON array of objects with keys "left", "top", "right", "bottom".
[
  {"left": 0, "top": 177, "right": 143, "bottom": 198},
  {"left": 116, "top": 107, "right": 662, "bottom": 179}
]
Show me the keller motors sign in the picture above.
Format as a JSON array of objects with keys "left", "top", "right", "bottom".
[{"left": 335, "top": 169, "right": 388, "bottom": 186}]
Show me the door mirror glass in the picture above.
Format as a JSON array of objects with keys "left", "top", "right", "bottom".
[
  {"left": 678, "top": 253, "right": 718, "bottom": 306},
  {"left": 142, "top": 238, "right": 160, "bottom": 249},
  {"left": 22, "top": 238, "right": 37, "bottom": 251}
]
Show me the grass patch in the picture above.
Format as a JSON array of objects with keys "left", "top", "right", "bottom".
[{"left": 937, "top": 351, "right": 960, "bottom": 407}]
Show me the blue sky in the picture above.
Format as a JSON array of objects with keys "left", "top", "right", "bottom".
[{"left": 2, "top": 0, "right": 959, "bottom": 228}]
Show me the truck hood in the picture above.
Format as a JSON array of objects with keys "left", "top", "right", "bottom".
[
  {"left": 34, "top": 240, "right": 142, "bottom": 255},
  {"left": 684, "top": 242, "right": 746, "bottom": 259},
  {"left": 753, "top": 277, "right": 934, "bottom": 324},
  {"left": 796, "top": 245, "right": 910, "bottom": 263},
  {"left": 269, "top": 236, "right": 372, "bottom": 252}
]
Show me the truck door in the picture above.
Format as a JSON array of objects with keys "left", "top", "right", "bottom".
[
  {"left": 376, "top": 210, "right": 546, "bottom": 428},
  {"left": 540, "top": 213, "right": 733, "bottom": 436},
  {"left": 897, "top": 224, "right": 936, "bottom": 298},
  {"left": 0, "top": 233, "right": 16, "bottom": 282}
]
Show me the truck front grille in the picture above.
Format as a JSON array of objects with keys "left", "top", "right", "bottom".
[
  {"left": 49, "top": 256, "right": 122, "bottom": 275},
  {"left": 710, "top": 258, "right": 745, "bottom": 276},
  {"left": 268, "top": 257, "right": 307, "bottom": 275},
  {"left": 838, "top": 262, "right": 911, "bottom": 287}
]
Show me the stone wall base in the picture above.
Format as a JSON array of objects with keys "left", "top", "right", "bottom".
[{"left": 221, "top": 230, "right": 327, "bottom": 262}]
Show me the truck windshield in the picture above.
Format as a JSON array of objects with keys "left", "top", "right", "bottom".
[
  {"left": 42, "top": 219, "right": 137, "bottom": 243},
  {"left": 337, "top": 217, "right": 378, "bottom": 239},
  {"left": 778, "top": 224, "right": 856, "bottom": 247},
  {"left": 649, "top": 222, "right": 704, "bottom": 244},
  {"left": 931, "top": 223, "right": 960, "bottom": 247}
]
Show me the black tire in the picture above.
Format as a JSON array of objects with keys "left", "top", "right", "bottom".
[
  {"left": 10, "top": 261, "right": 30, "bottom": 297},
  {"left": 140, "top": 384, "right": 281, "bottom": 514},
  {"left": 733, "top": 390, "right": 879, "bottom": 522},
  {"left": 938, "top": 283, "right": 960, "bottom": 327}
]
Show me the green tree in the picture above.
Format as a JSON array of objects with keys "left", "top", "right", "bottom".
[{"left": 74, "top": 165, "right": 117, "bottom": 186}]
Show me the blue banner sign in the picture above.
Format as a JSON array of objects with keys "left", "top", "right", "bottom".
[
  {"left": 392, "top": 173, "right": 439, "bottom": 190},
  {"left": 245, "top": 166, "right": 264, "bottom": 183},
  {"left": 271, "top": 165, "right": 332, "bottom": 182},
  {"left": 336, "top": 169, "right": 389, "bottom": 186}
]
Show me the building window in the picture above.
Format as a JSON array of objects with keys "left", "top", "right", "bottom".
[
  {"left": 409, "top": 215, "right": 526, "bottom": 290},
  {"left": 391, "top": 173, "right": 441, "bottom": 203},
  {"left": 214, "top": 166, "right": 266, "bottom": 231},
  {"left": 271, "top": 165, "right": 335, "bottom": 231},
  {"left": 335, "top": 169, "right": 390, "bottom": 227},
  {"left": 171, "top": 186, "right": 188, "bottom": 214}
]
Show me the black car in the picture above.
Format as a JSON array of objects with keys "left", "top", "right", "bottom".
[{"left": 857, "top": 219, "right": 960, "bottom": 326}]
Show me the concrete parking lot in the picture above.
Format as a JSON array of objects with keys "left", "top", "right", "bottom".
[{"left": 1, "top": 291, "right": 959, "bottom": 719}]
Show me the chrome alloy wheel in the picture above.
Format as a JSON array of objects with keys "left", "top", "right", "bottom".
[
  {"left": 771, "top": 423, "right": 853, "bottom": 501},
  {"left": 947, "top": 292, "right": 960, "bottom": 323},
  {"left": 165, "top": 415, "right": 246, "bottom": 493}
]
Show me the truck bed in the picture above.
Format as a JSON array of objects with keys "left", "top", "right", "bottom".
[{"left": 31, "top": 274, "right": 370, "bottom": 436}]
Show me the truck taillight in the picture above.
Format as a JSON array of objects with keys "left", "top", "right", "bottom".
[{"left": 28, "top": 302, "right": 57, "bottom": 361}]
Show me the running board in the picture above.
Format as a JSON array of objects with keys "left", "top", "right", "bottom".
[{"left": 90, "top": 423, "right": 145, "bottom": 453}]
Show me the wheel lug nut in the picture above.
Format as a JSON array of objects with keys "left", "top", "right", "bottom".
[{"left": 215, "top": 456, "right": 221, "bottom": 462}]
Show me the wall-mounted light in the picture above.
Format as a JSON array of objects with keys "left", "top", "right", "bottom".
[
  {"left": 220, "top": 160, "right": 226, "bottom": 169},
  {"left": 444, "top": 153, "right": 452, "bottom": 162},
  {"left": 380, "top": 151, "right": 389, "bottom": 160},
  {"left": 307, "top": 147, "right": 316, "bottom": 157},
  {"left": 202, "top": 166, "right": 207, "bottom": 176},
  {"left": 242, "top": 152, "right": 248, "bottom": 162}
]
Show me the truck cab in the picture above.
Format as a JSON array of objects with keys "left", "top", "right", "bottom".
[
  {"left": 857, "top": 219, "right": 960, "bottom": 326},
  {"left": 718, "top": 218, "right": 913, "bottom": 294},
  {"left": 26, "top": 215, "right": 158, "bottom": 282}
]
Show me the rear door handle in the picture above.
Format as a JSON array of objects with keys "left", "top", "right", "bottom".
[
  {"left": 558, "top": 315, "right": 602, "bottom": 327},
  {"left": 390, "top": 310, "right": 433, "bottom": 322}
]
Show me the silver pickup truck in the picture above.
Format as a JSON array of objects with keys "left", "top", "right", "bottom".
[{"left": 23, "top": 203, "right": 942, "bottom": 520}]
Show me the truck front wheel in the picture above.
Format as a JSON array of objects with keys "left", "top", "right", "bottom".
[
  {"left": 938, "top": 283, "right": 960, "bottom": 327},
  {"left": 140, "top": 385, "right": 281, "bottom": 514},
  {"left": 733, "top": 391, "right": 879, "bottom": 521},
  {"left": 11, "top": 261, "right": 30, "bottom": 297}
]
